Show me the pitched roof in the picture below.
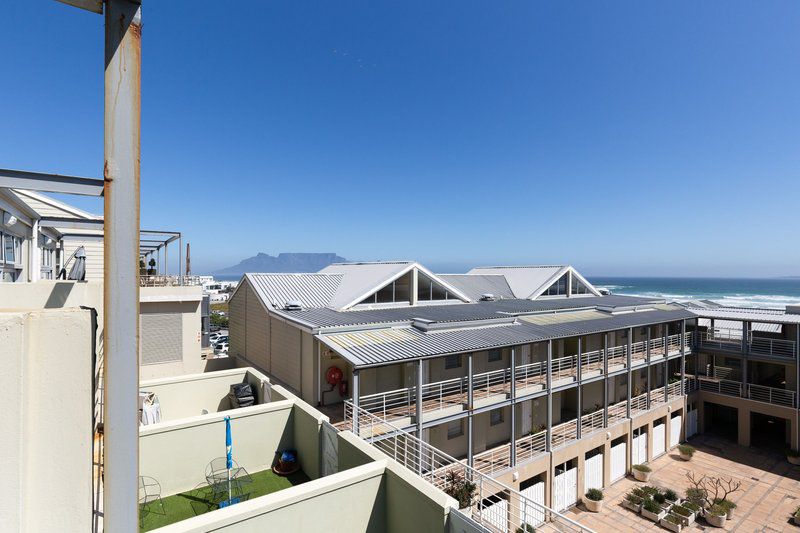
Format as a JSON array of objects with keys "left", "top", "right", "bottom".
[
  {"left": 438, "top": 274, "right": 515, "bottom": 301},
  {"left": 466, "top": 265, "right": 601, "bottom": 298},
  {"left": 245, "top": 273, "right": 343, "bottom": 309},
  {"left": 319, "top": 261, "right": 417, "bottom": 309}
]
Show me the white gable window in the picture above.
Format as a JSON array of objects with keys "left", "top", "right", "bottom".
[
  {"left": 417, "top": 271, "right": 458, "bottom": 302},
  {"left": 358, "top": 271, "right": 412, "bottom": 305},
  {"left": 541, "top": 273, "right": 568, "bottom": 296},
  {"left": 571, "top": 276, "right": 592, "bottom": 295}
]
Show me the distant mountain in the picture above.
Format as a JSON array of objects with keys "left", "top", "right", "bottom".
[{"left": 213, "top": 252, "right": 347, "bottom": 275}]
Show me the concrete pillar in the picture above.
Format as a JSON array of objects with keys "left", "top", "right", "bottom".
[
  {"left": 646, "top": 328, "right": 651, "bottom": 409},
  {"left": 546, "top": 340, "right": 553, "bottom": 452},
  {"left": 737, "top": 406, "right": 750, "bottom": 447}
]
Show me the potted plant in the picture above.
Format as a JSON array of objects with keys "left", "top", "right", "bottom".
[
  {"left": 660, "top": 512, "right": 684, "bottom": 533},
  {"left": 682, "top": 500, "right": 701, "bottom": 517},
  {"left": 641, "top": 497, "right": 667, "bottom": 522},
  {"left": 706, "top": 503, "right": 727, "bottom": 527},
  {"left": 632, "top": 464, "right": 652, "bottom": 482},
  {"left": 793, "top": 506, "right": 800, "bottom": 526},
  {"left": 664, "top": 488, "right": 680, "bottom": 505},
  {"left": 653, "top": 491, "right": 671, "bottom": 511},
  {"left": 624, "top": 493, "right": 644, "bottom": 513},
  {"left": 583, "top": 488, "right": 603, "bottom": 512},
  {"left": 713, "top": 498, "right": 736, "bottom": 519},
  {"left": 671, "top": 504, "right": 696, "bottom": 526},
  {"left": 787, "top": 448, "right": 800, "bottom": 466},
  {"left": 443, "top": 471, "right": 476, "bottom": 510},
  {"left": 677, "top": 444, "right": 695, "bottom": 461},
  {"left": 516, "top": 525, "right": 536, "bottom": 533}
]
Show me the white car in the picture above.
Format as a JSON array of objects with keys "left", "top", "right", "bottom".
[{"left": 214, "top": 342, "right": 229, "bottom": 354}]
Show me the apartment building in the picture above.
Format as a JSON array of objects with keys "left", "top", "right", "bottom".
[
  {"left": 228, "top": 262, "right": 700, "bottom": 514},
  {"left": 0, "top": 187, "right": 205, "bottom": 379}
]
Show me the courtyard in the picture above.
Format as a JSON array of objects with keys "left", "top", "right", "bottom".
[{"left": 562, "top": 434, "right": 800, "bottom": 532}]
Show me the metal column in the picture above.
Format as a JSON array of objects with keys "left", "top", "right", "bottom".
[
  {"left": 603, "top": 333, "right": 609, "bottom": 428},
  {"left": 416, "top": 360, "right": 423, "bottom": 440},
  {"left": 352, "top": 369, "right": 360, "bottom": 435},
  {"left": 576, "top": 338, "right": 582, "bottom": 439},
  {"left": 680, "top": 320, "right": 686, "bottom": 394},
  {"left": 510, "top": 346, "right": 516, "bottom": 467},
  {"left": 467, "top": 352, "right": 474, "bottom": 468},
  {"left": 664, "top": 326, "right": 669, "bottom": 401},
  {"left": 103, "top": 1, "right": 142, "bottom": 530},
  {"left": 546, "top": 340, "right": 553, "bottom": 452},
  {"left": 645, "top": 328, "right": 651, "bottom": 409},
  {"left": 626, "top": 328, "right": 632, "bottom": 419}
]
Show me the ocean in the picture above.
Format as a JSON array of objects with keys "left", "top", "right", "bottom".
[{"left": 588, "top": 277, "right": 800, "bottom": 309}]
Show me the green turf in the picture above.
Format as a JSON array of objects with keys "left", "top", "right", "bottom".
[{"left": 140, "top": 468, "right": 310, "bottom": 531}]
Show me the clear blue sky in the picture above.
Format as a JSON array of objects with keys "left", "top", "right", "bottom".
[{"left": 2, "top": 1, "right": 799, "bottom": 276}]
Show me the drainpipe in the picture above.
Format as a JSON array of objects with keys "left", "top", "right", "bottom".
[
  {"left": 510, "top": 346, "right": 516, "bottom": 467},
  {"left": 103, "top": 1, "right": 142, "bottom": 530},
  {"left": 352, "top": 369, "right": 360, "bottom": 435},
  {"left": 546, "top": 339, "right": 553, "bottom": 452},
  {"left": 467, "top": 352, "right": 474, "bottom": 469}
]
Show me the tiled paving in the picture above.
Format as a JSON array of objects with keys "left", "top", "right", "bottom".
[{"left": 562, "top": 435, "right": 800, "bottom": 532}]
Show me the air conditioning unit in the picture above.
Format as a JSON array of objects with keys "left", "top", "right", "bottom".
[
  {"left": 284, "top": 300, "right": 303, "bottom": 311},
  {"left": 480, "top": 293, "right": 496, "bottom": 301}
]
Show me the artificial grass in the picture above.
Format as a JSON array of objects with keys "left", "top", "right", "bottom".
[{"left": 140, "top": 468, "right": 310, "bottom": 531}]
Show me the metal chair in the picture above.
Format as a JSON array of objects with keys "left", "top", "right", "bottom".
[
  {"left": 139, "top": 476, "right": 165, "bottom": 525},
  {"left": 205, "top": 458, "right": 252, "bottom": 504}
]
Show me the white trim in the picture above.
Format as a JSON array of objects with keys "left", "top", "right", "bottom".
[
  {"left": 527, "top": 266, "right": 571, "bottom": 299},
  {"left": 569, "top": 267, "right": 602, "bottom": 297},
  {"left": 11, "top": 189, "right": 102, "bottom": 220}
]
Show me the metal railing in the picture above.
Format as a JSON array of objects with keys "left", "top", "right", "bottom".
[
  {"left": 667, "top": 379, "right": 683, "bottom": 398},
  {"left": 650, "top": 388, "right": 666, "bottom": 406},
  {"left": 515, "top": 429, "right": 547, "bottom": 464},
  {"left": 699, "top": 330, "right": 742, "bottom": 351},
  {"left": 698, "top": 377, "right": 743, "bottom": 397},
  {"left": 343, "top": 402, "right": 594, "bottom": 533},
  {"left": 629, "top": 392, "right": 648, "bottom": 414},
  {"left": 746, "top": 383, "right": 796, "bottom": 407},
  {"left": 473, "top": 443, "right": 512, "bottom": 477},
  {"left": 749, "top": 336, "right": 796, "bottom": 358},
  {"left": 607, "top": 399, "right": 628, "bottom": 424},
  {"left": 580, "top": 409, "right": 604, "bottom": 436},
  {"left": 551, "top": 418, "right": 579, "bottom": 448},
  {"left": 515, "top": 360, "right": 547, "bottom": 387},
  {"left": 473, "top": 368, "right": 512, "bottom": 402},
  {"left": 606, "top": 345, "right": 626, "bottom": 368},
  {"left": 139, "top": 274, "right": 203, "bottom": 287},
  {"left": 551, "top": 354, "right": 578, "bottom": 381},
  {"left": 579, "top": 349, "right": 603, "bottom": 374}
]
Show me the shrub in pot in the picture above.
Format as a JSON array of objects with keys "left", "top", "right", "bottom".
[
  {"left": 713, "top": 498, "right": 736, "bottom": 519},
  {"left": 706, "top": 504, "right": 727, "bottom": 527},
  {"left": 660, "top": 512, "right": 684, "bottom": 533},
  {"left": 671, "top": 504, "right": 696, "bottom": 526},
  {"left": 443, "top": 471, "right": 476, "bottom": 510},
  {"left": 516, "top": 524, "right": 536, "bottom": 533},
  {"left": 787, "top": 448, "right": 800, "bottom": 466},
  {"left": 677, "top": 444, "right": 695, "bottom": 461},
  {"left": 685, "top": 487, "right": 707, "bottom": 509},
  {"left": 641, "top": 498, "right": 667, "bottom": 522},
  {"left": 632, "top": 464, "right": 652, "bottom": 482},
  {"left": 793, "top": 506, "right": 800, "bottom": 526},
  {"left": 664, "top": 488, "right": 680, "bottom": 504},
  {"left": 624, "top": 493, "right": 644, "bottom": 513},
  {"left": 584, "top": 488, "right": 604, "bottom": 513}
]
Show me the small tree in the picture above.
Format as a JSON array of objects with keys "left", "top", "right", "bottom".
[
  {"left": 443, "top": 470, "right": 476, "bottom": 509},
  {"left": 685, "top": 472, "right": 742, "bottom": 509}
]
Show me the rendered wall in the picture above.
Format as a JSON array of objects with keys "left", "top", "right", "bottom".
[{"left": 0, "top": 308, "right": 93, "bottom": 532}]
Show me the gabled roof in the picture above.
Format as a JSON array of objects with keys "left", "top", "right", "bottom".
[
  {"left": 244, "top": 273, "right": 343, "bottom": 310},
  {"left": 319, "top": 261, "right": 470, "bottom": 309},
  {"left": 10, "top": 189, "right": 101, "bottom": 220},
  {"left": 438, "top": 274, "right": 515, "bottom": 301},
  {"left": 467, "top": 265, "right": 601, "bottom": 299}
]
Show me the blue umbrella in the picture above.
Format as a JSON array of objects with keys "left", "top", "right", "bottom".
[{"left": 220, "top": 416, "right": 238, "bottom": 507}]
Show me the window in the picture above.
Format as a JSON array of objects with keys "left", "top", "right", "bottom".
[
  {"left": 359, "top": 272, "right": 413, "bottom": 305},
  {"left": 447, "top": 419, "right": 464, "bottom": 439},
  {"left": 488, "top": 349, "right": 502, "bottom": 362},
  {"left": 490, "top": 409, "right": 504, "bottom": 426},
  {"left": 542, "top": 273, "right": 569, "bottom": 296},
  {"left": 417, "top": 271, "right": 458, "bottom": 301},
  {"left": 445, "top": 354, "right": 462, "bottom": 370},
  {"left": 570, "top": 275, "right": 591, "bottom": 295},
  {"left": 3, "top": 233, "right": 16, "bottom": 264}
]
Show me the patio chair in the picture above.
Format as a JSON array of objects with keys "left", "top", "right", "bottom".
[
  {"left": 139, "top": 476, "right": 165, "bottom": 524},
  {"left": 205, "top": 457, "right": 252, "bottom": 503}
]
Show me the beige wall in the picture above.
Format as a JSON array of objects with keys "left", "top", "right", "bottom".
[{"left": 0, "top": 308, "right": 93, "bottom": 532}]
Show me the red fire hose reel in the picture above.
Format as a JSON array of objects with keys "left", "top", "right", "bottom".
[{"left": 325, "top": 366, "right": 347, "bottom": 396}]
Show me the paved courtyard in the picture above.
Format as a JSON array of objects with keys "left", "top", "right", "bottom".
[{"left": 562, "top": 435, "right": 800, "bottom": 532}]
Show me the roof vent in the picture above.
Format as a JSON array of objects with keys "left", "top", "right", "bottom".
[
  {"left": 480, "top": 293, "right": 496, "bottom": 301},
  {"left": 284, "top": 300, "right": 303, "bottom": 311}
]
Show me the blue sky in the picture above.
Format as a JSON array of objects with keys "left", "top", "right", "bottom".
[{"left": 2, "top": 1, "right": 799, "bottom": 276}]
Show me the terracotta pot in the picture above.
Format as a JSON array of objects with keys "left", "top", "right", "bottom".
[
  {"left": 584, "top": 498, "right": 603, "bottom": 513},
  {"left": 632, "top": 469, "right": 651, "bottom": 482}
]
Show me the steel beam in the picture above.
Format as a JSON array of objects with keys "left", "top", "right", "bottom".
[
  {"left": 0, "top": 168, "right": 104, "bottom": 196},
  {"left": 626, "top": 328, "right": 632, "bottom": 419},
  {"left": 467, "top": 352, "right": 474, "bottom": 468},
  {"left": 510, "top": 346, "right": 516, "bottom": 466},
  {"left": 103, "top": 1, "right": 142, "bottom": 530}
]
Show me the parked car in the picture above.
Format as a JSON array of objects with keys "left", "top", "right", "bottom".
[{"left": 214, "top": 342, "right": 229, "bottom": 354}]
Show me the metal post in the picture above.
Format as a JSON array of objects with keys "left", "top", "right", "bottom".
[
  {"left": 646, "top": 328, "right": 651, "bottom": 409},
  {"left": 680, "top": 320, "right": 686, "bottom": 395},
  {"left": 416, "top": 360, "right": 423, "bottom": 440},
  {"left": 626, "top": 328, "right": 632, "bottom": 419},
  {"left": 742, "top": 321, "right": 749, "bottom": 353},
  {"left": 663, "top": 323, "right": 669, "bottom": 402},
  {"left": 352, "top": 369, "right": 360, "bottom": 435},
  {"left": 467, "top": 352, "right": 474, "bottom": 468},
  {"left": 576, "top": 338, "right": 582, "bottom": 439},
  {"left": 546, "top": 340, "right": 553, "bottom": 452},
  {"left": 510, "top": 346, "right": 516, "bottom": 466},
  {"left": 603, "top": 333, "right": 609, "bottom": 428},
  {"left": 103, "top": 1, "right": 142, "bottom": 530}
]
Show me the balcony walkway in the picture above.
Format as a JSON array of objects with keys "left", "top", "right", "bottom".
[
  {"left": 358, "top": 334, "right": 692, "bottom": 428},
  {"left": 694, "top": 375, "right": 797, "bottom": 407},
  {"left": 558, "top": 434, "right": 800, "bottom": 532}
]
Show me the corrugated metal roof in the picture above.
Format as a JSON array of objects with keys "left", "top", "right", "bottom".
[
  {"left": 318, "top": 307, "right": 694, "bottom": 367},
  {"left": 319, "top": 262, "right": 415, "bottom": 309},
  {"left": 246, "top": 273, "right": 342, "bottom": 309},
  {"left": 437, "top": 274, "right": 515, "bottom": 301},
  {"left": 468, "top": 265, "right": 566, "bottom": 298},
  {"left": 286, "top": 294, "right": 666, "bottom": 330},
  {"left": 687, "top": 306, "right": 800, "bottom": 325},
  {"left": 697, "top": 318, "right": 780, "bottom": 333},
  {"left": 519, "top": 309, "right": 608, "bottom": 325}
]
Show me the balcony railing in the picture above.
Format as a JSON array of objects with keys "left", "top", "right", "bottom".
[
  {"left": 516, "top": 429, "right": 547, "bottom": 464},
  {"left": 746, "top": 383, "right": 796, "bottom": 407},
  {"left": 580, "top": 409, "right": 604, "bottom": 436},
  {"left": 139, "top": 275, "right": 203, "bottom": 287},
  {"left": 608, "top": 399, "right": 628, "bottom": 424},
  {"left": 698, "top": 377, "right": 743, "bottom": 397},
  {"left": 551, "top": 418, "right": 579, "bottom": 448},
  {"left": 749, "top": 336, "right": 796, "bottom": 359},
  {"left": 699, "top": 330, "right": 742, "bottom": 351}
]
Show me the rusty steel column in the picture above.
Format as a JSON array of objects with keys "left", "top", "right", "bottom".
[{"left": 103, "top": 1, "right": 141, "bottom": 530}]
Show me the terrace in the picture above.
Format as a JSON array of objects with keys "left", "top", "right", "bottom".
[
  {"left": 559, "top": 433, "right": 800, "bottom": 532},
  {"left": 356, "top": 332, "right": 693, "bottom": 429}
]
